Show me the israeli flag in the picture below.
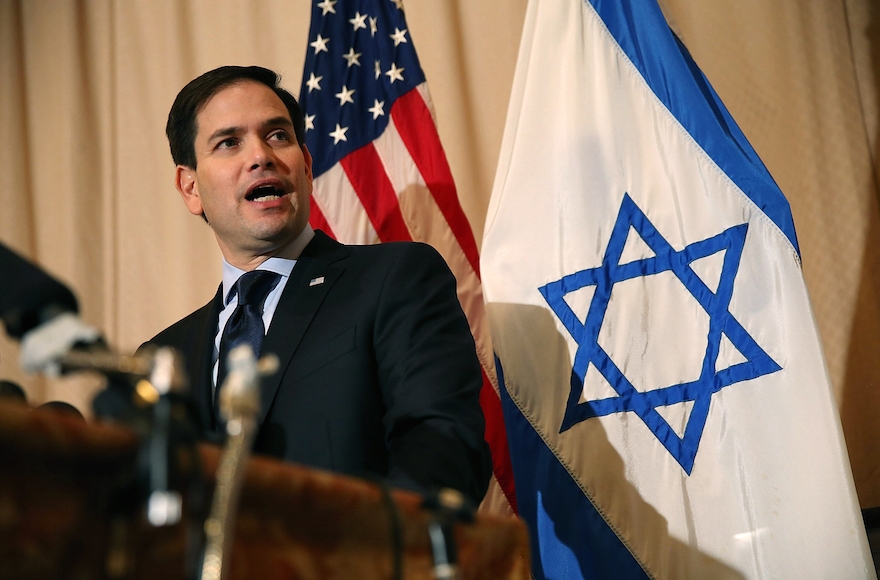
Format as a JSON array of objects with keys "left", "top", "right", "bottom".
[{"left": 481, "top": 0, "right": 875, "bottom": 577}]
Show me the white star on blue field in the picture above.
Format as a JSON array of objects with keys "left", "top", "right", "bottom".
[{"left": 539, "top": 194, "right": 781, "bottom": 474}]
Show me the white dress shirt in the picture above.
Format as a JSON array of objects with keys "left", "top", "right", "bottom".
[{"left": 212, "top": 225, "right": 315, "bottom": 389}]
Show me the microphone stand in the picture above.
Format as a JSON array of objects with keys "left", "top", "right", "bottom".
[
  {"left": 60, "top": 346, "right": 204, "bottom": 579},
  {"left": 422, "top": 488, "right": 477, "bottom": 580},
  {"left": 199, "top": 345, "right": 277, "bottom": 580}
]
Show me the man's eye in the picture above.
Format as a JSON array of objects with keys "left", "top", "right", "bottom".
[
  {"left": 217, "top": 138, "right": 238, "bottom": 149},
  {"left": 269, "top": 130, "right": 290, "bottom": 142}
]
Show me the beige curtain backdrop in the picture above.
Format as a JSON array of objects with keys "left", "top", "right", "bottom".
[{"left": 1, "top": 0, "right": 879, "bottom": 509}]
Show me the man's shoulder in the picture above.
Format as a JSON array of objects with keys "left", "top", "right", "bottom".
[
  {"left": 341, "top": 238, "right": 444, "bottom": 264},
  {"left": 312, "top": 229, "right": 434, "bottom": 255},
  {"left": 145, "top": 294, "right": 219, "bottom": 350},
  {"left": 308, "top": 230, "right": 446, "bottom": 271}
]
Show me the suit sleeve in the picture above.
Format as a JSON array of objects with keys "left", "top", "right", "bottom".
[
  {"left": 0, "top": 243, "right": 79, "bottom": 338},
  {"left": 373, "top": 243, "right": 492, "bottom": 504}
]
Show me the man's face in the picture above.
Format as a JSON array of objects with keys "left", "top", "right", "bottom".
[{"left": 175, "top": 81, "right": 312, "bottom": 264}]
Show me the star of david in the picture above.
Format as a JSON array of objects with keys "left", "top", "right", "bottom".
[{"left": 539, "top": 194, "right": 781, "bottom": 474}]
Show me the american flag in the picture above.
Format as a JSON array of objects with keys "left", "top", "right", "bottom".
[{"left": 298, "top": 0, "right": 516, "bottom": 512}]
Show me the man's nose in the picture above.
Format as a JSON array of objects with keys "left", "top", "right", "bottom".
[{"left": 248, "top": 140, "right": 275, "bottom": 170}]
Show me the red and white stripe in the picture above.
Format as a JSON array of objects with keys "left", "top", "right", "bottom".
[{"left": 309, "top": 83, "right": 517, "bottom": 514}]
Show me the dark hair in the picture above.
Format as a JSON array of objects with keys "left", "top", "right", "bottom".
[{"left": 166, "top": 65, "right": 306, "bottom": 169}]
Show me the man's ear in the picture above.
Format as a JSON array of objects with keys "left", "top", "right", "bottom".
[{"left": 175, "top": 165, "right": 204, "bottom": 216}]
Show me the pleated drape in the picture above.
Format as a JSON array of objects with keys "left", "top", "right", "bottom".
[{"left": 2, "top": 0, "right": 879, "bottom": 508}]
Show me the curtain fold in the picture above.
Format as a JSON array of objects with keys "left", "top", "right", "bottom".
[{"left": 2, "top": 0, "right": 878, "bottom": 507}]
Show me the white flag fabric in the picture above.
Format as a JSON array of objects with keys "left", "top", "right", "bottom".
[{"left": 481, "top": 0, "right": 875, "bottom": 578}]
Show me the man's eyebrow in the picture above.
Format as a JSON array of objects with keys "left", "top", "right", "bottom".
[
  {"left": 206, "top": 117, "right": 294, "bottom": 143},
  {"left": 263, "top": 116, "right": 295, "bottom": 129},
  {"left": 207, "top": 126, "right": 242, "bottom": 143}
]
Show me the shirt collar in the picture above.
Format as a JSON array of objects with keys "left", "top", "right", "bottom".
[{"left": 220, "top": 225, "right": 314, "bottom": 305}]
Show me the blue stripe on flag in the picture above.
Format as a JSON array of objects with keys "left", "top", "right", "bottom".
[
  {"left": 589, "top": 0, "right": 800, "bottom": 255},
  {"left": 497, "top": 356, "right": 649, "bottom": 580}
]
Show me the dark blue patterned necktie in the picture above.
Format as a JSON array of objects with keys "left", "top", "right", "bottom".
[{"left": 215, "top": 270, "right": 280, "bottom": 420}]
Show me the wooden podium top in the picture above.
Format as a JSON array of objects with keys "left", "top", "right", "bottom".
[{"left": 0, "top": 400, "right": 529, "bottom": 579}]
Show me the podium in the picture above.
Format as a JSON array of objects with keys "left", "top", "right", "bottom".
[{"left": 0, "top": 400, "right": 530, "bottom": 579}]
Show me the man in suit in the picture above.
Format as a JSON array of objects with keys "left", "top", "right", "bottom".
[{"left": 146, "top": 66, "right": 491, "bottom": 503}]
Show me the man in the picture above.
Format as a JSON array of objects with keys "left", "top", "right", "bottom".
[{"left": 146, "top": 66, "right": 491, "bottom": 503}]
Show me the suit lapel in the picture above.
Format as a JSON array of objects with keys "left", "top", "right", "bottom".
[
  {"left": 258, "top": 231, "right": 347, "bottom": 426},
  {"left": 189, "top": 287, "right": 223, "bottom": 435}
]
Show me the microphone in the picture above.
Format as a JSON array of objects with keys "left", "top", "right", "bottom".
[
  {"left": 20, "top": 313, "right": 105, "bottom": 375},
  {"left": 0, "top": 243, "right": 105, "bottom": 374},
  {"left": 422, "top": 488, "right": 476, "bottom": 580},
  {"left": 0, "top": 243, "right": 79, "bottom": 339}
]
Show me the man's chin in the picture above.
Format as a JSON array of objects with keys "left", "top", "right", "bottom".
[{"left": 253, "top": 224, "right": 306, "bottom": 255}]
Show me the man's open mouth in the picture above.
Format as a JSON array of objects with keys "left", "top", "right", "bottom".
[{"left": 246, "top": 184, "right": 286, "bottom": 202}]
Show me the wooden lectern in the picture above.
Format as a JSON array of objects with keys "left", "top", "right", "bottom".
[{"left": 0, "top": 400, "right": 529, "bottom": 579}]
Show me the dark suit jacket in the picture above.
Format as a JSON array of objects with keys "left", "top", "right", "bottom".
[{"left": 146, "top": 231, "right": 491, "bottom": 503}]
